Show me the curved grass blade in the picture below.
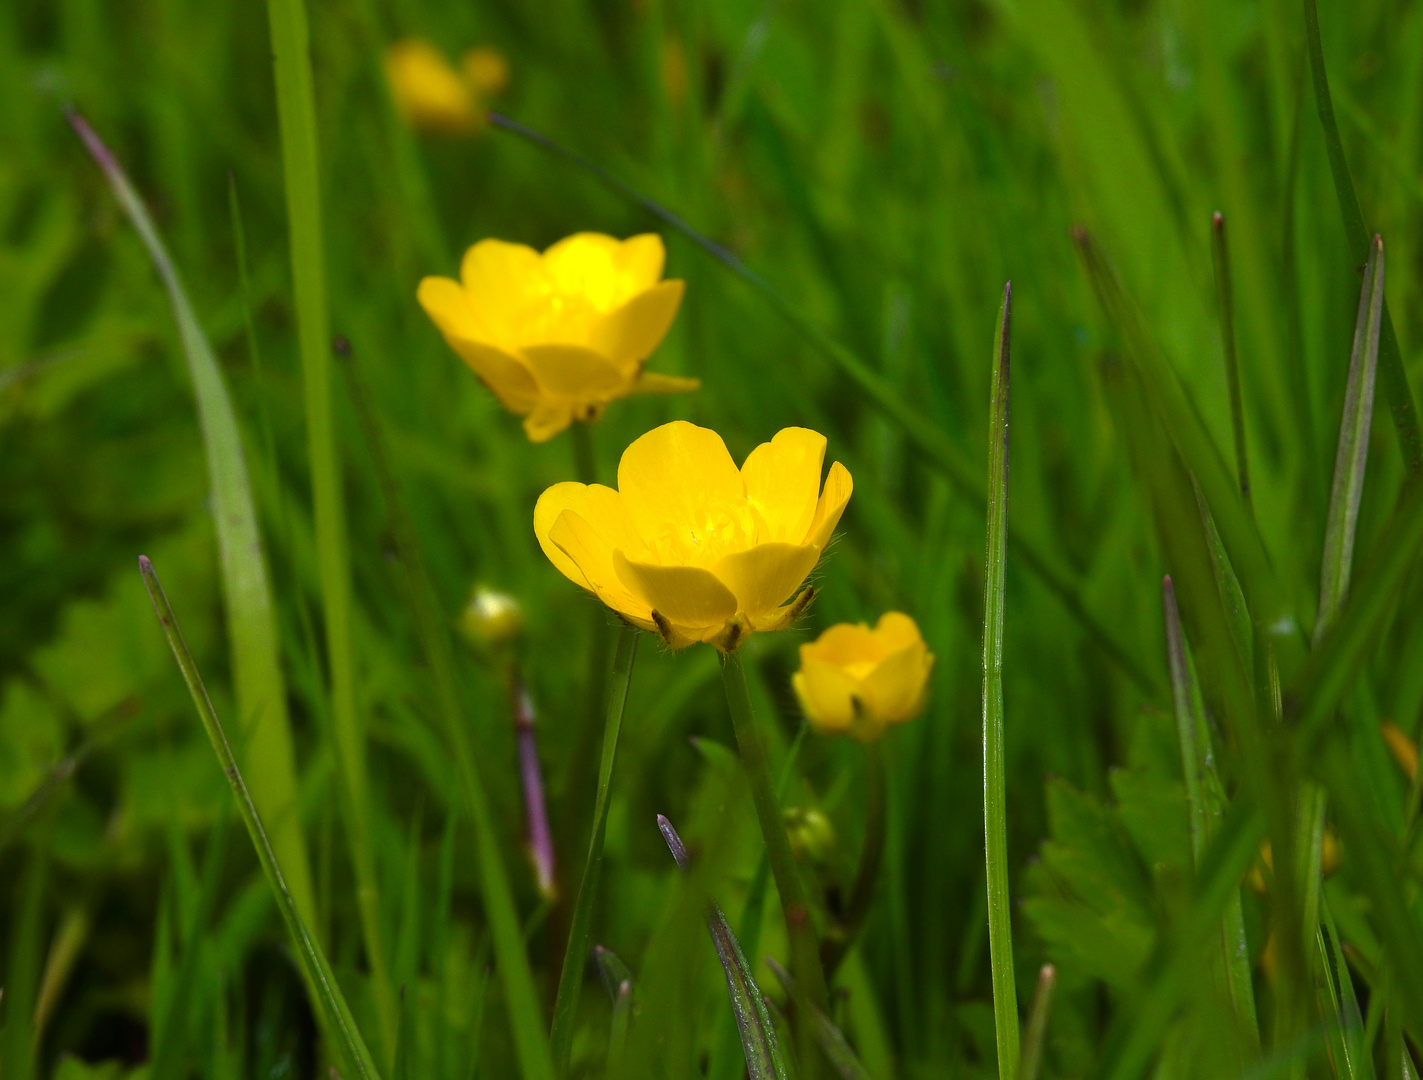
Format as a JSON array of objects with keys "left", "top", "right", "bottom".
[
  {"left": 487, "top": 111, "right": 1157, "bottom": 696},
  {"left": 336, "top": 342, "right": 555, "bottom": 1080},
  {"left": 551, "top": 624, "right": 639, "bottom": 1077},
  {"left": 657, "top": 815, "right": 789, "bottom": 1080},
  {"left": 983, "top": 283, "right": 1020, "bottom": 1080},
  {"left": 139, "top": 556, "right": 382, "bottom": 1080},
  {"left": 1316, "top": 236, "right": 1384, "bottom": 645},
  {"left": 1302, "top": 0, "right": 1423, "bottom": 473},
  {"left": 67, "top": 110, "right": 318, "bottom": 933},
  {"left": 1211, "top": 213, "right": 1253, "bottom": 517},
  {"left": 765, "top": 957, "right": 874, "bottom": 1080},
  {"left": 263, "top": 0, "right": 396, "bottom": 1056}
]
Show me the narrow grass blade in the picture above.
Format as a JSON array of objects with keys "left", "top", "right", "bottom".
[
  {"left": 594, "top": 946, "right": 634, "bottom": 1003},
  {"left": 67, "top": 111, "right": 318, "bottom": 932},
  {"left": 657, "top": 815, "right": 789, "bottom": 1080},
  {"left": 1316, "top": 896, "right": 1374, "bottom": 1080},
  {"left": 138, "top": 556, "right": 382, "bottom": 1080},
  {"left": 551, "top": 623, "right": 639, "bottom": 1077},
  {"left": 1211, "top": 213, "right": 1253, "bottom": 516},
  {"left": 1316, "top": 236, "right": 1384, "bottom": 645},
  {"left": 722, "top": 648, "right": 830, "bottom": 1074},
  {"left": 1, "top": 840, "right": 48, "bottom": 1080},
  {"left": 488, "top": 111, "right": 1157, "bottom": 696},
  {"left": 1019, "top": 964, "right": 1057, "bottom": 1080},
  {"left": 262, "top": 0, "right": 396, "bottom": 1056},
  {"left": 1302, "top": 0, "right": 1423, "bottom": 473},
  {"left": 594, "top": 949, "right": 634, "bottom": 1078},
  {"left": 982, "top": 282, "right": 1020, "bottom": 1080},
  {"left": 765, "top": 957, "right": 874, "bottom": 1080},
  {"left": 393, "top": 989, "right": 410, "bottom": 1080},
  {"left": 336, "top": 343, "right": 555, "bottom": 1080}
]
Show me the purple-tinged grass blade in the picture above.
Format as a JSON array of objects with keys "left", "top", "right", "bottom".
[
  {"left": 765, "top": 957, "right": 875, "bottom": 1080},
  {"left": 656, "top": 816, "right": 788, "bottom": 1080}
]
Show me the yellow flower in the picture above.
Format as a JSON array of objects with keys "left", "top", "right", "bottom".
[
  {"left": 384, "top": 39, "right": 482, "bottom": 134},
  {"left": 462, "top": 46, "right": 510, "bottom": 96},
  {"left": 792, "top": 613, "right": 934, "bottom": 742},
  {"left": 534, "top": 421, "right": 852, "bottom": 649},
  {"left": 419, "top": 234, "right": 698, "bottom": 442}
]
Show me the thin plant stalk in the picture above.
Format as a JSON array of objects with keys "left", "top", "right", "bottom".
[
  {"left": 722, "top": 649, "right": 830, "bottom": 1075},
  {"left": 821, "top": 738, "right": 887, "bottom": 977},
  {"left": 550, "top": 624, "right": 640, "bottom": 1077},
  {"left": 263, "top": 0, "right": 396, "bottom": 1057},
  {"left": 983, "top": 282, "right": 1020, "bottom": 1080},
  {"left": 138, "top": 557, "right": 381, "bottom": 1080},
  {"left": 1018, "top": 964, "right": 1057, "bottom": 1080},
  {"left": 68, "top": 110, "right": 318, "bottom": 934},
  {"left": 512, "top": 677, "right": 558, "bottom": 900},
  {"left": 336, "top": 342, "right": 556, "bottom": 1080},
  {"left": 1211, "top": 212, "right": 1253, "bottom": 517}
]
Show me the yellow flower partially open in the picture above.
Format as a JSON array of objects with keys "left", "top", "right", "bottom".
[
  {"left": 419, "top": 234, "right": 698, "bottom": 442},
  {"left": 793, "top": 613, "right": 933, "bottom": 742},
  {"left": 535, "top": 422, "right": 852, "bottom": 649},
  {"left": 384, "top": 39, "right": 482, "bottom": 134}
]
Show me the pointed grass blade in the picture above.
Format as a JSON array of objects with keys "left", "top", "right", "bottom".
[
  {"left": 1316, "top": 896, "right": 1374, "bottom": 1080},
  {"left": 1302, "top": 0, "right": 1423, "bottom": 473},
  {"left": 1019, "top": 964, "right": 1057, "bottom": 1080},
  {"left": 487, "top": 111, "right": 1157, "bottom": 696},
  {"left": 982, "top": 283, "right": 1020, "bottom": 1080},
  {"left": 138, "top": 556, "right": 381, "bottom": 1080},
  {"left": 1316, "top": 236, "right": 1385, "bottom": 644},
  {"left": 1211, "top": 213, "right": 1253, "bottom": 516},
  {"left": 765, "top": 958, "right": 874, "bottom": 1080},
  {"left": 593, "top": 950, "right": 634, "bottom": 1078},
  {"left": 550, "top": 624, "right": 639, "bottom": 1077},
  {"left": 67, "top": 110, "right": 318, "bottom": 934},
  {"left": 657, "top": 815, "right": 789, "bottom": 1080}
]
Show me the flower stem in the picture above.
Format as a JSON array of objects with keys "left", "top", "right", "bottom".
[
  {"left": 550, "top": 623, "right": 639, "bottom": 1077},
  {"left": 820, "top": 738, "right": 887, "bottom": 977},
  {"left": 721, "top": 649, "right": 828, "bottom": 1074},
  {"left": 511, "top": 673, "right": 558, "bottom": 900}
]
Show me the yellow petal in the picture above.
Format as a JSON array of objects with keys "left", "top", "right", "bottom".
[
  {"left": 418, "top": 278, "right": 541, "bottom": 411},
  {"left": 542, "top": 233, "right": 636, "bottom": 312},
  {"left": 551, "top": 511, "right": 654, "bottom": 625},
  {"left": 521, "top": 344, "right": 630, "bottom": 399},
  {"left": 590, "top": 280, "right": 685, "bottom": 367},
  {"left": 803, "top": 620, "right": 881, "bottom": 666},
  {"left": 534, "top": 482, "right": 597, "bottom": 587},
  {"left": 614, "top": 234, "right": 667, "bottom": 291},
  {"left": 616, "top": 421, "right": 745, "bottom": 547},
  {"left": 523, "top": 402, "right": 574, "bottom": 442},
  {"left": 741, "top": 428, "right": 826, "bottom": 544},
  {"left": 793, "top": 658, "right": 860, "bottom": 733},
  {"left": 806, "top": 461, "right": 853, "bottom": 548},
  {"left": 458, "top": 239, "right": 545, "bottom": 349},
  {"left": 861, "top": 639, "right": 933, "bottom": 725},
  {"left": 631, "top": 371, "right": 700, "bottom": 395},
  {"left": 711, "top": 542, "right": 820, "bottom": 619},
  {"left": 612, "top": 552, "right": 737, "bottom": 631},
  {"left": 874, "top": 611, "right": 925, "bottom": 652}
]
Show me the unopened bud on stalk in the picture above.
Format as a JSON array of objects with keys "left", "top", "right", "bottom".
[
  {"left": 783, "top": 806, "right": 836, "bottom": 866},
  {"left": 460, "top": 585, "right": 524, "bottom": 649}
]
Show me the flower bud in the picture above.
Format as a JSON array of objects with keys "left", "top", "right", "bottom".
[
  {"left": 792, "top": 612, "right": 933, "bottom": 742},
  {"left": 460, "top": 585, "right": 524, "bottom": 648},
  {"left": 783, "top": 806, "right": 836, "bottom": 866}
]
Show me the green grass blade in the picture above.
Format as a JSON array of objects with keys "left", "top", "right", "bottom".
[
  {"left": 983, "top": 282, "right": 1019, "bottom": 1080},
  {"left": 1316, "top": 236, "right": 1384, "bottom": 644},
  {"left": 1302, "top": 0, "right": 1423, "bottom": 473},
  {"left": 488, "top": 112, "right": 1157, "bottom": 696},
  {"left": 1, "top": 839, "right": 48, "bottom": 1080},
  {"left": 67, "top": 111, "right": 318, "bottom": 934},
  {"left": 550, "top": 623, "right": 639, "bottom": 1077},
  {"left": 138, "top": 556, "right": 382, "bottom": 1080},
  {"left": 657, "top": 815, "right": 790, "bottom": 1080},
  {"left": 262, "top": 0, "right": 396, "bottom": 1056},
  {"left": 1211, "top": 213, "right": 1253, "bottom": 517},
  {"left": 765, "top": 957, "right": 874, "bottom": 1080},
  {"left": 1318, "top": 895, "right": 1375, "bottom": 1080},
  {"left": 1018, "top": 964, "right": 1058, "bottom": 1080},
  {"left": 336, "top": 343, "right": 556, "bottom": 1080}
]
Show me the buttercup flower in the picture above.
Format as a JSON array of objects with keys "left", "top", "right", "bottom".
[
  {"left": 419, "top": 234, "right": 698, "bottom": 442},
  {"left": 792, "top": 613, "right": 934, "bottom": 742},
  {"left": 384, "top": 39, "right": 482, "bottom": 134},
  {"left": 534, "top": 421, "right": 852, "bottom": 649}
]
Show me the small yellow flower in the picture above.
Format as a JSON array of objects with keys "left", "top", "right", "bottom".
[
  {"left": 384, "top": 39, "right": 482, "bottom": 134},
  {"left": 534, "top": 421, "right": 852, "bottom": 649},
  {"left": 419, "top": 234, "right": 698, "bottom": 442},
  {"left": 793, "top": 613, "right": 934, "bottom": 742}
]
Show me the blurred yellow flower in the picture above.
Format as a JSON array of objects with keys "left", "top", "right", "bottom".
[
  {"left": 534, "top": 421, "right": 852, "bottom": 649},
  {"left": 1381, "top": 720, "right": 1418, "bottom": 781},
  {"left": 419, "top": 233, "right": 697, "bottom": 442},
  {"left": 463, "top": 46, "right": 510, "bottom": 95},
  {"left": 384, "top": 39, "right": 482, "bottom": 134},
  {"left": 792, "top": 613, "right": 933, "bottom": 742}
]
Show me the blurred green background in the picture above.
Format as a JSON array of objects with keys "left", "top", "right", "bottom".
[{"left": 3, "top": 0, "right": 1422, "bottom": 1076}]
